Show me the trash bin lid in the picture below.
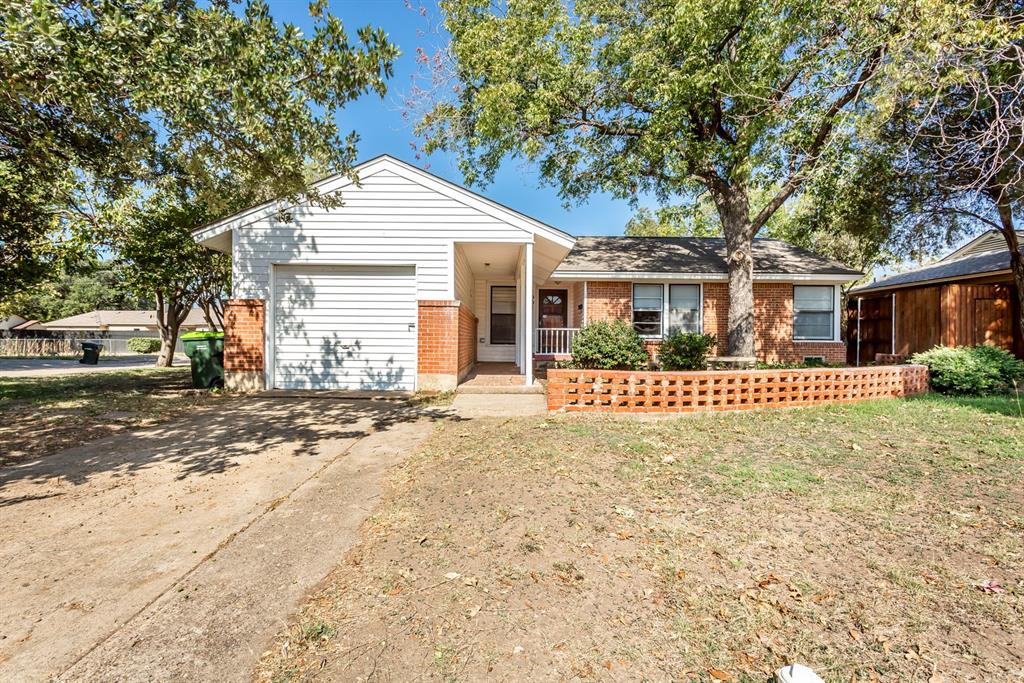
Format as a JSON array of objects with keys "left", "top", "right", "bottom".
[{"left": 181, "top": 331, "right": 224, "bottom": 340}]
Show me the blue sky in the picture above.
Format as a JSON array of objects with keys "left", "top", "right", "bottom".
[{"left": 272, "top": 0, "right": 653, "bottom": 237}]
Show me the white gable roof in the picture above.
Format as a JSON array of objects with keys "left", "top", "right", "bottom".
[{"left": 192, "top": 154, "right": 574, "bottom": 250}]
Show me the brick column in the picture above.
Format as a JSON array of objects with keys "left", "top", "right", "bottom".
[
  {"left": 418, "top": 300, "right": 460, "bottom": 391},
  {"left": 224, "top": 299, "right": 265, "bottom": 392}
]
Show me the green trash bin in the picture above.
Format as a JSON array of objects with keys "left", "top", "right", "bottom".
[
  {"left": 181, "top": 331, "right": 225, "bottom": 389},
  {"left": 80, "top": 341, "right": 102, "bottom": 365}
]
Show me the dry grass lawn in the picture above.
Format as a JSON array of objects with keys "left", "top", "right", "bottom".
[
  {"left": 258, "top": 395, "right": 1023, "bottom": 683},
  {"left": 0, "top": 367, "right": 223, "bottom": 465}
]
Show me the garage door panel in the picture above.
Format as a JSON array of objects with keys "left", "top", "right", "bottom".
[{"left": 273, "top": 265, "right": 417, "bottom": 391}]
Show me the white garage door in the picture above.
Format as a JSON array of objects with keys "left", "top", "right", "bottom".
[{"left": 273, "top": 265, "right": 417, "bottom": 391}]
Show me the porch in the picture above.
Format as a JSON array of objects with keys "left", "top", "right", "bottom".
[{"left": 453, "top": 237, "right": 578, "bottom": 387}]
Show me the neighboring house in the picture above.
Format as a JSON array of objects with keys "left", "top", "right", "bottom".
[
  {"left": 40, "top": 310, "right": 211, "bottom": 334},
  {"left": 192, "top": 155, "right": 861, "bottom": 392},
  {"left": 847, "top": 229, "right": 1024, "bottom": 364},
  {"left": 0, "top": 315, "right": 27, "bottom": 331}
]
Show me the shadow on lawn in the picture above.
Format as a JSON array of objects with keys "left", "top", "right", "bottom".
[
  {"left": 0, "top": 396, "right": 460, "bottom": 500},
  {"left": 906, "top": 391, "right": 1024, "bottom": 418}
]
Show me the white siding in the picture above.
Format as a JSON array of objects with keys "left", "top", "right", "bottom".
[
  {"left": 233, "top": 170, "right": 530, "bottom": 300},
  {"left": 453, "top": 245, "right": 475, "bottom": 312}
]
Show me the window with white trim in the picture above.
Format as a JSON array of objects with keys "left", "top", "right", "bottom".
[
  {"left": 632, "top": 284, "right": 663, "bottom": 337},
  {"left": 668, "top": 284, "right": 701, "bottom": 334},
  {"left": 793, "top": 285, "right": 835, "bottom": 340}
]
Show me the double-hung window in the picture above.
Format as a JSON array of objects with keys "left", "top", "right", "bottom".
[
  {"left": 632, "top": 284, "right": 663, "bottom": 337},
  {"left": 633, "top": 283, "right": 703, "bottom": 337},
  {"left": 793, "top": 285, "right": 835, "bottom": 340},
  {"left": 490, "top": 286, "right": 516, "bottom": 344},
  {"left": 667, "top": 284, "right": 701, "bottom": 334}
]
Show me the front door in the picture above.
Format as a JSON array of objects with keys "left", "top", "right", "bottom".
[{"left": 538, "top": 289, "right": 568, "bottom": 328}]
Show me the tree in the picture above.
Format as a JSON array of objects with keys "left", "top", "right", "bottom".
[
  {"left": 0, "top": 259, "right": 152, "bottom": 321},
  {"left": 880, "top": 0, "right": 1024, "bottom": 340},
  {"left": 416, "top": 0, "right": 896, "bottom": 356},
  {"left": 1, "top": 0, "right": 398, "bottom": 295},
  {"left": 624, "top": 201, "right": 721, "bottom": 237}
]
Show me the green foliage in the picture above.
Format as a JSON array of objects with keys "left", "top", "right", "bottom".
[
  {"left": 658, "top": 332, "right": 717, "bottom": 371},
  {"left": 127, "top": 337, "right": 162, "bottom": 354},
  {"left": 625, "top": 202, "right": 722, "bottom": 238},
  {"left": 757, "top": 359, "right": 837, "bottom": 370},
  {"left": 910, "top": 345, "right": 1024, "bottom": 395},
  {"left": 569, "top": 321, "right": 649, "bottom": 371},
  {"left": 0, "top": 259, "right": 151, "bottom": 321},
  {"left": 1, "top": 0, "right": 398, "bottom": 294}
]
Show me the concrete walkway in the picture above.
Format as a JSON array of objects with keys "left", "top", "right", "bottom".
[
  {"left": 450, "top": 392, "right": 548, "bottom": 417},
  {"left": 0, "top": 397, "right": 451, "bottom": 682}
]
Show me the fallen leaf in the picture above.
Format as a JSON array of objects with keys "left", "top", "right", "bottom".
[
  {"left": 708, "top": 668, "right": 735, "bottom": 682},
  {"left": 975, "top": 579, "right": 1006, "bottom": 593},
  {"left": 444, "top": 572, "right": 461, "bottom": 581}
]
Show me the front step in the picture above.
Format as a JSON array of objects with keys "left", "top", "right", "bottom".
[{"left": 456, "top": 384, "right": 544, "bottom": 395}]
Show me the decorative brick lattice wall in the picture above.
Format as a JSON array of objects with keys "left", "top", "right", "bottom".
[{"left": 547, "top": 365, "right": 929, "bottom": 413}]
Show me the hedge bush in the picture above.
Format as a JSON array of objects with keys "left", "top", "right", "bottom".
[
  {"left": 910, "top": 344, "right": 1024, "bottom": 395},
  {"left": 127, "top": 337, "right": 162, "bottom": 353},
  {"left": 658, "top": 331, "right": 717, "bottom": 370},
  {"left": 569, "top": 320, "right": 649, "bottom": 370}
]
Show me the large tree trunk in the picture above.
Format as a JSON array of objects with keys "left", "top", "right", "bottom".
[
  {"left": 994, "top": 195, "right": 1024, "bottom": 348},
  {"left": 715, "top": 185, "right": 757, "bottom": 357},
  {"left": 154, "top": 290, "right": 188, "bottom": 368}
]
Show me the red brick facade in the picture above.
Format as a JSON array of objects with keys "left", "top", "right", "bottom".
[
  {"left": 224, "top": 299, "right": 265, "bottom": 391},
  {"left": 418, "top": 300, "right": 477, "bottom": 390},
  {"left": 458, "top": 303, "right": 478, "bottom": 379},
  {"left": 580, "top": 280, "right": 846, "bottom": 364}
]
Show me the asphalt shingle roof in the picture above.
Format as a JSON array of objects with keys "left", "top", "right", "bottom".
[
  {"left": 851, "top": 247, "right": 1020, "bottom": 294},
  {"left": 554, "top": 236, "right": 862, "bottom": 277},
  {"left": 41, "top": 310, "right": 210, "bottom": 329}
]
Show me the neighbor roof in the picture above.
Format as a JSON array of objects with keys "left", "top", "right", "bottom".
[
  {"left": 553, "top": 236, "right": 861, "bottom": 279},
  {"left": 851, "top": 246, "right": 1021, "bottom": 294},
  {"left": 41, "top": 310, "right": 210, "bottom": 329}
]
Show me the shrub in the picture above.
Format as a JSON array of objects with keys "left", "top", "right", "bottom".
[
  {"left": 569, "top": 320, "right": 649, "bottom": 370},
  {"left": 658, "top": 331, "right": 717, "bottom": 370},
  {"left": 127, "top": 337, "right": 162, "bottom": 353},
  {"left": 910, "top": 344, "right": 1024, "bottom": 395}
]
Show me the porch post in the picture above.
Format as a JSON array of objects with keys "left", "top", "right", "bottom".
[{"left": 524, "top": 241, "right": 534, "bottom": 385}]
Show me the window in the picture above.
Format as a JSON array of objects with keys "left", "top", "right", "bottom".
[
  {"left": 668, "top": 284, "right": 701, "bottom": 334},
  {"left": 490, "top": 286, "right": 516, "bottom": 344},
  {"left": 793, "top": 285, "right": 835, "bottom": 340},
  {"left": 632, "top": 284, "right": 663, "bottom": 337}
]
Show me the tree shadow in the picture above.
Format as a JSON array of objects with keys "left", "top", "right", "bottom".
[
  {"left": 906, "top": 392, "right": 1024, "bottom": 418},
  {"left": 0, "top": 396, "right": 460, "bottom": 496}
]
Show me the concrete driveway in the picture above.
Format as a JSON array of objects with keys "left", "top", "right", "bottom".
[
  {"left": 0, "top": 396, "right": 453, "bottom": 681},
  {"left": 0, "top": 355, "right": 171, "bottom": 377}
]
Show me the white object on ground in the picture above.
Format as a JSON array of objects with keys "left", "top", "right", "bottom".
[{"left": 776, "top": 664, "right": 826, "bottom": 683}]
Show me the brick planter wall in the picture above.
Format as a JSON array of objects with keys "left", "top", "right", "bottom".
[
  {"left": 224, "top": 299, "right": 265, "bottom": 391},
  {"left": 546, "top": 365, "right": 929, "bottom": 413}
]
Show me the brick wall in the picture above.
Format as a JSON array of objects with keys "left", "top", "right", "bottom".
[
  {"left": 569, "top": 281, "right": 585, "bottom": 327},
  {"left": 585, "top": 281, "right": 631, "bottom": 323},
  {"left": 224, "top": 299, "right": 265, "bottom": 391},
  {"left": 547, "top": 365, "right": 929, "bottom": 413},
  {"left": 580, "top": 280, "right": 846, "bottom": 364},
  {"left": 418, "top": 300, "right": 464, "bottom": 390},
  {"left": 458, "top": 303, "right": 477, "bottom": 380}
]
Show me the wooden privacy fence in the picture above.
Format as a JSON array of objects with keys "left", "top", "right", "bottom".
[
  {"left": 0, "top": 338, "right": 78, "bottom": 357},
  {"left": 546, "top": 365, "right": 930, "bottom": 413}
]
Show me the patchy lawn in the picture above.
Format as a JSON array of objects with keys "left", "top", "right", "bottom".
[
  {"left": 0, "top": 367, "right": 223, "bottom": 465},
  {"left": 258, "top": 394, "right": 1023, "bottom": 683}
]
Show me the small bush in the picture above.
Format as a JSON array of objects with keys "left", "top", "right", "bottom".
[
  {"left": 658, "top": 331, "right": 717, "bottom": 370},
  {"left": 910, "top": 344, "right": 1024, "bottom": 395},
  {"left": 127, "top": 337, "right": 162, "bottom": 353},
  {"left": 569, "top": 320, "right": 649, "bottom": 370}
]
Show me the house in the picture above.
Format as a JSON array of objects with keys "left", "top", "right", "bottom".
[
  {"left": 192, "top": 155, "right": 861, "bottom": 392},
  {"left": 847, "top": 230, "right": 1024, "bottom": 364},
  {"left": 40, "top": 310, "right": 211, "bottom": 334}
]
